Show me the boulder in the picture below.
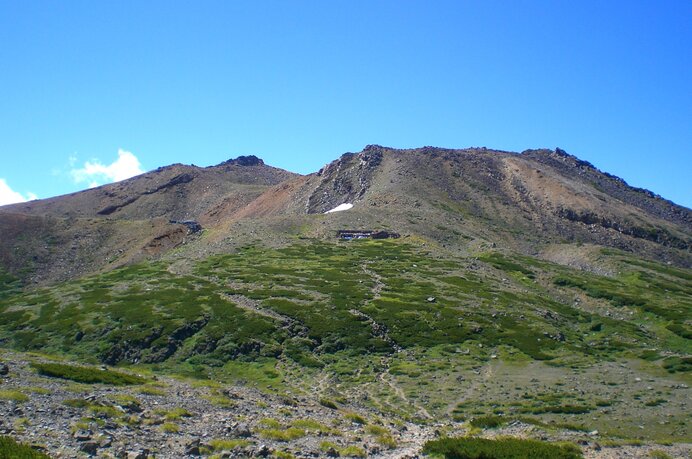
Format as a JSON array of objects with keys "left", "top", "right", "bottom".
[
  {"left": 80, "top": 441, "right": 99, "bottom": 456},
  {"left": 185, "top": 439, "right": 201, "bottom": 456},
  {"left": 73, "top": 430, "right": 92, "bottom": 441}
]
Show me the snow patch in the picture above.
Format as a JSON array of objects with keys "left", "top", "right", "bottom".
[{"left": 325, "top": 203, "right": 353, "bottom": 214}]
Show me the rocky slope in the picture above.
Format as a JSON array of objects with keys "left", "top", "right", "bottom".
[
  {"left": 218, "top": 145, "right": 690, "bottom": 267},
  {"left": 0, "top": 156, "right": 297, "bottom": 285},
  {"left": 0, "top": 351, "right": 689, "bottom": 458}
]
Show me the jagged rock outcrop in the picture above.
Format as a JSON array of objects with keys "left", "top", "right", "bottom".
[
  {"left": 217, "top": 155, "right": 264, "bottom": 167},
  {"left": 306, "top": 145, "right": 384, "bottom": 214}
]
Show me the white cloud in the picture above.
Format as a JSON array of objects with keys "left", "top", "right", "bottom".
[
  {"left": 0, "top": 179, "right": 37, "bottom": 206},
  {"left": 71, "top": 149, "right": 144, "bottom": 187}
]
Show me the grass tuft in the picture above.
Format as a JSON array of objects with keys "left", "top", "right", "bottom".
[{"left": 0, "top": 390, "right": 29, "bottom": 403}]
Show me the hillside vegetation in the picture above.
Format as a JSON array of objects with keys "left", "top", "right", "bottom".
[{"left": 1, "top": 240, "right": 689, "bottom": 444}]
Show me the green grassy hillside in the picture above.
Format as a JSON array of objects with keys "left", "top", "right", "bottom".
[{"left": 1, "top": 239, "right": 690, "bottom": 441}]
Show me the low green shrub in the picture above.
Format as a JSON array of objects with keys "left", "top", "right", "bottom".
[
  {"left": 344, "top": 412, "right": 367, "bottom": 425},
  {"left": 469, "top": 415, "right": 505, "bottom": 428},
  {"left": 138, "top": 386, "right": 166, "bottom": 396},
  {"left": 0, "top": 435, "right": 50, "bottom": 459},
  {"left": 205, "top": 439, "right": 250, "bottom": 452},
  {"left": 258, "top": 418, "right": 282, "bottom": 429},
  {"left": 291, "top": 419, "right": 333, "bottom": 434},
  {"left": 319, "top": 398, "right": 338, "bottom": 409},
  {"left": 200, "top": 438, "right": 250, "bottom": 455},
  {"left": 63, "top": 398, "right": 90, "bottom": 408},
  {"left": 160, "top": 422, "right": 179, "bottom": 433},
  {"left": 163, "top": 407, "right": 192, "bottom": 420},
  {"left": 0, "top": 390, "right": 29, "bottom": 403},
  {"left": 339, "top": 445, "right": 367, "bottom": 458},
  {"left": 522, "top": 404, "right": 593, "bottom": 415},
  {"left": 662, "top": 356, "right": 692, "bottom": 374},
  {"left": 31, "top": 362, "right": 146, "bottom": 385},
  {"left": 258, "top": 427, "right": 305, "bottom": 441},
  {"left": 644, "top": 399, "right": 667, "bottom": 407},
  {"left": 423, "top": 436, "right": 582, "bottom": 458},
  {"left": 648, "top": 450, "right": 673, "bottom": 459},
  {"left": 365, "top": 425, "right": 389, "bottom": 435}
]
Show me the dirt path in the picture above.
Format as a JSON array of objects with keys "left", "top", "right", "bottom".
[
  {"left": 220, "top": 292, "right": 294, "bottom": 325},
  {"left": 378, "top": 367, "right": 433, "bottom": 420},
  {"left": 444, "top": 359, "right": 495, "bottom": 416},
  {"left": 361, "top": 262, "right": 384, "bottom": 299},
  {"left": 378, "top": 422, "right": 437, "bottom": 459}
]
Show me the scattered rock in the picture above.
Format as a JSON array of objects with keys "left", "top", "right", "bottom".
[
  {"left": 229, "top": 422, "right": 252, "bottom": 438},
  {"left": 80, "top": 441, "right": 99, "bottom": 455},
  {"left": 126, "top": 449, "right": 150, "bottom": 459},
  {"left": 257, "top": 444, "right": 272, "bottom": 457},
  {"left": 185, "top": 439, "right": 201, "bottom": 456},
  {"left": 73, "top": 430, "right": 92, "bottom": 441}
]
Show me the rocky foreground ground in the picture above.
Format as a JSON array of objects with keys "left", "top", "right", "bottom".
[{"left": 0, "top": 351, "right": 689, "bottom": 458}]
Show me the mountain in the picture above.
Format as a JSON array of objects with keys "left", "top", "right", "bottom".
[
  {"left": 232, "top": 145, "right": 689, "bottom": 261},
  {"left": 1, "top": 146, "right": 689, "bottom": 286},
  {"left": 0, "top": 146, "right": 690, "bottom": 458},
  {"left": 0, "top": 155, "right": 296, "bottom": 285}
]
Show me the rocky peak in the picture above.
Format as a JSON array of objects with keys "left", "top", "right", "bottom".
[
  {"left": 363, "top": 144, "right": 384, "bottom": 152},
  {"left": 308, "top": 147, "right": 386, "bottom": 213},
  {"left": 217, "top": 155, "right": 264, "bottom": 167},
  {"left": 521, "top": 148, "right": 602, "bottom": 175}
]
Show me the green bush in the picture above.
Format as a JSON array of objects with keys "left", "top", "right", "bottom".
[
  {"left": 423, "top": 436, "right": 582, "bottom": 459},
  {"left": 522, "top": 404, "right": 593, "bottom": 415},
  {"left": 666, "top": 323, "right": 692, "bottom": 339},
  {"left": 469, "top": 415, "right": 505, "bottom": 428},
  {"left": 31, "top": 362, "right": 146, "bottom": 385},
  {"left": 344, "top": 412, "right": 367, "bottom": 425},
  {"left": 0, "top": 436, "right": 50, "bottom": 459},
  {"left": 205, "top": 439, "right": 250, "bottom": 452},
  {"left": 162, "top": 407, "right": 192, "bottom": 420},
  {"left": 160, "top": 422, "right": 179, "bottom": 433},
  {"left": 258, "top": 427, "right": 305, "bottom": 441},
  {"left": 648, "top": 450, "right": 673, "bottom": 459},
  {"left": 319, "top": 398, "right": 338, "bottom": 409},
  {"left": 662, "top": 356, "right": 692, "bottom": 374},
  {"left": 339, "top": 445, "right": 367, "bottom": 458},
  {"left": 0, "top": 390, "right": 29, "bottom": 403}
]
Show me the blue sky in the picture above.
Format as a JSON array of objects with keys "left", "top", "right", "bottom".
[{"left": 0, "top": 1, "right": 690, "bottom": 207}]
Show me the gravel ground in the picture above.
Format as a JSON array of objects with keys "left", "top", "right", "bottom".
[{"left": 0, "top": 351, "right": 689, "bottom": 458}]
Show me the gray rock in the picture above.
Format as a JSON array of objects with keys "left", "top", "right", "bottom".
[
  {"left": 257, "top": 444, "right": 272, "bottom": 457},
  {"left": 80, "top": 441, "right": 99, "bottom": 455},
  {"left": 73, "top": 430, "right": 92, "bottom": 441},
  {"left": 0, "top": 362, "right": 9, "bottom": 376},
  {"left": 185, "top": 439, "right": 201, "bottom": 456},
  {"left": 100, "top": 436, "right": 113, "bottom": 448},
  {"left": 231, "top": 423, "right": 252, "bottom": 438}
]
